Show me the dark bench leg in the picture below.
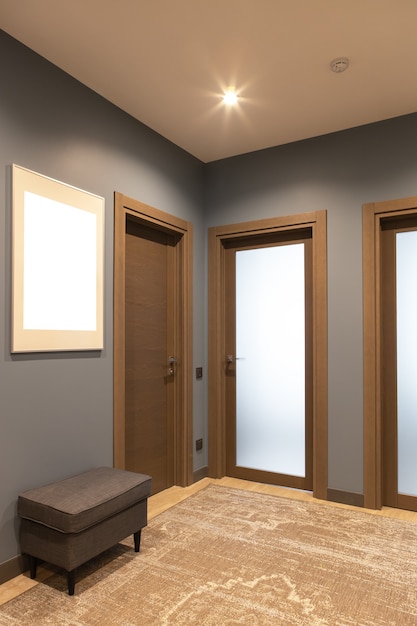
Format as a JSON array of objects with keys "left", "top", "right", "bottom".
[
  {"left": 134, "top": 529, "right": 141, "bottom": 552},
  {"left": 68, "top": 569, "right": 76, "bottom": 596},
  {"left": 29, "top": 555, "right": 37, "bottom": 579}
]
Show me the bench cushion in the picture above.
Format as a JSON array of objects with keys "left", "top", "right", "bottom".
[{"left": 18, "top": 467, "right": 152, "bottom": 534}]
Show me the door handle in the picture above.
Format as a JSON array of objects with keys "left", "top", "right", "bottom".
[
  {"left": 168, "top": 356, "right": 177, "bottom": 376},
  {"left": 226, "top": 355, "right": 244, "bottom": 363}
]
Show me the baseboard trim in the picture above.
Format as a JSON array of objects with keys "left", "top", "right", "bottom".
[
  {"left": 0, "top": 554, "right": 28, "bottom": 584},
  {"left": 193, "top": 466, "right": 208, "bottom": 483},
  {"left": 327, "top": 488, "right": 364, "bottom": 508}
]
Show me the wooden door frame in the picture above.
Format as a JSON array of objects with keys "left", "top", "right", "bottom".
[
  {"left": 208, "top": 210, "right": 328, "bottom": 500},
  {"left": 363, "top": 195, "right": 417, "bottom": 509},
  {"left": 113, "top": 192, "right": 193, "bottom": 487}
]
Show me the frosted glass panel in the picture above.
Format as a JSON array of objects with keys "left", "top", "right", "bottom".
[
  {"left": 397, "top": 231, "right": 417, "bottom": 496},
  {"left": 235, "top": 244, "right": 305, "bottom": 476}
]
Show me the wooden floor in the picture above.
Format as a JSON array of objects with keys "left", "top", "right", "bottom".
[{"left": 2, "top": 476, "right": 417, "bottom": 606}]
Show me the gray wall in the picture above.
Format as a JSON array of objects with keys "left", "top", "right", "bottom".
[
  {"left": 0, "top": 30, "right": 206, "bottom": 566},
  {"left": 205, "top": 114, "right": 417, "bottom": 495},
  {"left": 3, "top": 26, "right": 417, "bottom": 572}
]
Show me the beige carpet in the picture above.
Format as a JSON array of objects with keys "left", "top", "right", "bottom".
[{"left": 2, "top": 485, "right": 417, "bottom": 625}]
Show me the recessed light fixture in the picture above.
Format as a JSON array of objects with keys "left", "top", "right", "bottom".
[
  {"left": 330, "top": 57, "right": 349, "bottom": 73},
  {"left": 223, "top": 86, "right": 238, "bottom": 105}
]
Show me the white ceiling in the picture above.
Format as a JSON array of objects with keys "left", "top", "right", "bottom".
[{"left": 1, "top": 1, "right": 417, "bottom": 163}]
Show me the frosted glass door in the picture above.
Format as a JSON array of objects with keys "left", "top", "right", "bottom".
[
  {"left": 235, "top": 244, "right": 305, "bottom": 476},
  {"left": 396, "top": 230, "right": 417, "bottom": 496}
]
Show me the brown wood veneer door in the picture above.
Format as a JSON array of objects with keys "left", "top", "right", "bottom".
[{"left": 124, "top": 217, "right": 176, "bottom": 494}]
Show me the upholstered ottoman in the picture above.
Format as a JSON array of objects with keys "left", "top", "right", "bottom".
[{"left": 18, "top": 467, "right": 152, "bottom": 595}]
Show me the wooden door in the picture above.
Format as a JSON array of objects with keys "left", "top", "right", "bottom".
[
  {"left": 124, "top": 218, "right": 178, "bottom": 493},
  {"left": 113, "top": 192, "right": 193, "bottom": 495},
  {"left": 381, "top": 215, "right": 417, "bottom": 511},
  {"left": 223, "top": 229, "right": 313, "bottom": 490},
  {"left": 208, "top": 211, "right": 328, "bottom": 501}
]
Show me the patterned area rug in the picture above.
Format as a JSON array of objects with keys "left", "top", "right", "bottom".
[{"left": 2, "top": 485, "right": 417, "bottom": 625}]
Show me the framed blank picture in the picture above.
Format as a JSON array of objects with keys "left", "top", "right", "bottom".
[{"left": 12, "top": 164, "right": 105, "bottom": 352}]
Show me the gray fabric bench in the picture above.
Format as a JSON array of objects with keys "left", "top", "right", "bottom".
[{"left": 18, "top": 467, "right": 152, "bottom": 595}]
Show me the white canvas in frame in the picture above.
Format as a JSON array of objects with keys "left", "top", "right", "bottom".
[{"left": 12, "top": 164, "right": 104, "bottom": 352}]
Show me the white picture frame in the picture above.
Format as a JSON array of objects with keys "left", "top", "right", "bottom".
[{"left": 12, "top": 164, "right": 105, "bottom": 352}]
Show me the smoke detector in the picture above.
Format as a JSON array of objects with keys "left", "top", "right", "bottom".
[{"left": 330, "top": 57, "right": 349, "bottom": 73}]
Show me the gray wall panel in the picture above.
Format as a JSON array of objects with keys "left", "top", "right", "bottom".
[{"left": 0, "top": 30, "right": 205, "bottom": 564}]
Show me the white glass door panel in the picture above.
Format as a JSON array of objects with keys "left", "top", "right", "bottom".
[
  {"left": 396, "top": 230, "right": 417, "bottom": 496},
  {"left": 235, "top": 244, "right": 305, "bottom": 476}
]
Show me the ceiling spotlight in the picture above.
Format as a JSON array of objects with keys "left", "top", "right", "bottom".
[
  {"left": 330, "top": 57, "right": 349, "bottom": 73},
  {"left": 223, "top": 87, "right": 238, "bottom": 105}
]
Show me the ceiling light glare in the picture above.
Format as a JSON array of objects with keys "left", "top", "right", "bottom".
[{"left": 223, "top": 87, "right": 238, "bottom": 105}]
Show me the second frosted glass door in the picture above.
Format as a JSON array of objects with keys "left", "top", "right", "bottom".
[
  {"left": 381, "top": 217, "right": 417, "bottom": 511},
  {"left": 235, "top": 243, "right": 305, "bottom": 477},
  {"left": 397, "top": 230, "right": 417, "bottom": 497}
]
